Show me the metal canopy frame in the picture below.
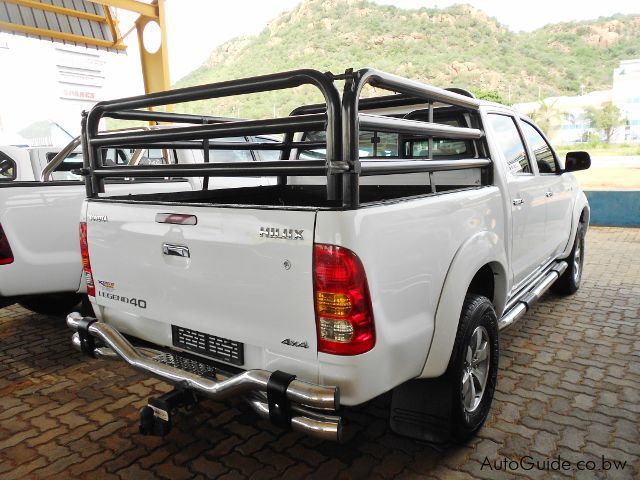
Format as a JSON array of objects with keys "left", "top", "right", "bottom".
[{"left": 82, "top": 67, "right": 490, "bottom": 208}]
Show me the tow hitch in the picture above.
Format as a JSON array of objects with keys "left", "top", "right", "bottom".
[{"left": 139, "top": 388, "right": 199, "bottom": 436}]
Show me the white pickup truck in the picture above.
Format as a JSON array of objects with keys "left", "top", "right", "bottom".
[
  {"left": 67, "top": 69, "right": 590, "bottom": 443},
  {"left": 1, "top": 123, "right": 278, "bottom": 313}
]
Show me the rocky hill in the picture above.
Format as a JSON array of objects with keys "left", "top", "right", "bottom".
[{"left": 174, "top": 0, "right": 640, "bottom": 118}]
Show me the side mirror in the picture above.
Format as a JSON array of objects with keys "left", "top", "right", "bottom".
[{"left": 564, "top": 151, "right": 591, "bottom": 172}]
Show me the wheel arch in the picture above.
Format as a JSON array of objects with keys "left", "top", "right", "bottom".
[
  {"left": 562, "top": 191, "right": 590, "bottom": 258},
  {"left": 419, "top": 230, "right": 508, "bottom": 378}
]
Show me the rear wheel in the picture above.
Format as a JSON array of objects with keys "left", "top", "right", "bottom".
[
  {"left": 552, "top": 222, "right": 585, "bottom": 295},
  {"left": 19, "top": 293, "right": 82, "bottom": 316},
  {"left": 446, "top": 294, "right": 499, "bottom": 441},
  {"left": 389, "top": 294, "right": 499, "bottom": 443}
]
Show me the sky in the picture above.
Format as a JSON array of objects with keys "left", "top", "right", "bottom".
[{"left": 0, "top": 0, "right": 639, "bottom": 138}]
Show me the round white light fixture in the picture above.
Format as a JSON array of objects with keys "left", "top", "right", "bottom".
[{"left": 142, "top": 20, "right": 161, "bottom": 54}]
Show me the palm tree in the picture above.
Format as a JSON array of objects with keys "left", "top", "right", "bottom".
[{"left": 529, "top": 99, "right": 561, "bottom": 135}]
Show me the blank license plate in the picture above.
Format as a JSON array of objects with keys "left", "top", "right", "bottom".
[{"left": 172, "top": 325, "right": 244, "bottom": 366}]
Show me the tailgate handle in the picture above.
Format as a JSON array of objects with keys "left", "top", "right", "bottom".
[
  {"left": 156, "top": 213, "right": 197, "bottom": 225},
  {"left": 163, "top": 243, "right": 190, "bottom": 258}
]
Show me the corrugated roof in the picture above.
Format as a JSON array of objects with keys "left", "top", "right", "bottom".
[{"left": 0, "top": 0, "right": 123, "bottom": 52}]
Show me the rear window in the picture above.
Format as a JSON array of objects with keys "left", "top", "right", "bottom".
[
  {"left": 50, "top": 148, "right": 133, "bottom": 181},
  {"left": 299, "top": 116, "right": 470, "bottom": 159},
  {"left": 208, "top": 137, "right": 254, "bottom": 163},
  {"left": 50, "top": 151, "right": 83, "bottom": 181},
  {"left": 50, "top": 148, "right": 179, "bottom": 181}
]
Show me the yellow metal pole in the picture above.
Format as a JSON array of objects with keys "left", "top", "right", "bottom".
[
  {"left": 87, "top": 0, "right": 158, "bottom": 19},
  {"left": 135, "top": 0, "right": 170, "bottom": 98}
]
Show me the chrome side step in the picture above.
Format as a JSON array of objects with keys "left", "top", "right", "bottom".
[{"left": 498, "top": 261, "right": 567, "bottom": 331}]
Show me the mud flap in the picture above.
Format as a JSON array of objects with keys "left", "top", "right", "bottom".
[{"left": 390, "top": 377, "right": 452, "bottom": 443}]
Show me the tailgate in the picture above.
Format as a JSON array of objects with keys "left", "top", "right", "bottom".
[{"left": 85, "top": 201, "right": 319, "bottom": 371}]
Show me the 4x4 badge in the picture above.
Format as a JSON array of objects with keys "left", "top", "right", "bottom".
[{"left": 282, "top": 338, "right": 309, "bottom": 349}]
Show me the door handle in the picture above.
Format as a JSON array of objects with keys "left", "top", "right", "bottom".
[
  {"left": 162, "top": 243, "right": 190, "bottom": 258},
  {"left": 545, "top": 191, "right": 554, "bottom": 197},
  {"left": 512, "top": 198, "right": 524, "bottom": 206}
]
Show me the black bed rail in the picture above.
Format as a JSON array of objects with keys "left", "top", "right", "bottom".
[
  {"left": 106, "top": 109, "right": 238, "bottom": 125},
  {"left": 93, "top": 160, "right": 346, "bottom": 178},
  {"left": 97, "top": 141, "right": 328, "bottom": 151},
  {"left": 84, "top": 69, "right": 342, "bottom": 199},
  {"left": 359, "top": 158, "right": 490, "bottom": 176},
  {"left": 82, "top": 67, "right": 490, "bottom": 207},
  {"left": 90, "top": 114, "right": 327, "bottom": 147},
  {"left": 358, "top": 114, "right": 483, "bottom": 139},
  {"left": 340, "top": 68, "right": 486, "bottom": 207}
]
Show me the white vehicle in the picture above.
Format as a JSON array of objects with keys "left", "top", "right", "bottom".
[
  {"left": 0, "top": 145, "right": 59, "bottom": 181},
  {"left": 67, "top": 69, "right": 590, "bottom": 442},
  {"left": 0, "top": 123, "right": 278, "bottom": 313}
]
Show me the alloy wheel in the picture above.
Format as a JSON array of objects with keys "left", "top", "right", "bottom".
[{"left": 462, "top": 325, "right": 491, "bottom": 413}]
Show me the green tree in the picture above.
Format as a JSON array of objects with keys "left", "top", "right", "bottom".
[
  {"left": 471, "top": 89, "right": 510, "bottom": 105},
  {"left": 584, "top": 102, "right": 626, "bottom": 143}
]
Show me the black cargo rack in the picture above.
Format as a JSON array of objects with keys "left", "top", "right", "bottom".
[{"left": 82, "top": 67, "right": 490, "bottom": 208}]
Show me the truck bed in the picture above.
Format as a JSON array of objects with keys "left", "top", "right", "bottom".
[{"left": 100, "top": 184, "right": 480, "bottom": 209}]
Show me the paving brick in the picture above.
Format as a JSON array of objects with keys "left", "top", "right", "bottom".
[
  {"left": 0, "top": 456, "right": 48, "bottom": 480},
  {"left": 30, "top": 414, "right": 58, "bottom": 432},
  {"left": 153, "top": 461, "right": 194, "bottom": 480},
  {"left": 31, "top": 452, "right": 83, "bottom": 477},
  {"left": 190, "top": 455, "right": 229, "bottom": 478},
  {"left": 0, "top": 226, "right": 638, "bottom": 479}
]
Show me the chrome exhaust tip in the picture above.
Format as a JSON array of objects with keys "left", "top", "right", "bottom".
[{"left": 246, "top": 396, "right": 343, "bottom": 442}]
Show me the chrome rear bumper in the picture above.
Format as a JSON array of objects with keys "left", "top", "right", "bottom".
[{"left": 67, "top": 312, "right": 342, "bottom": 441}]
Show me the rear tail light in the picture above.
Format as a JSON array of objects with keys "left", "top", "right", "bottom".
[
  {"left": 79, "top": 222, "right": 95, "bottom": 296},
  {"left": 0, "top": 223, "right": 13, "bottom": 265},
  {"left": 313, "top": 244, "right": 375, "bottom": 355}
]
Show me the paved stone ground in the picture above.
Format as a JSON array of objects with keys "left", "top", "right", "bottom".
[{"left": 0, "top": 226, "right": 638, "bottom": 479}]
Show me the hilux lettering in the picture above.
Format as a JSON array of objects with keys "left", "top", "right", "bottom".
[{"left": 259, "top": 227, "right": 304, "bottom": 240}]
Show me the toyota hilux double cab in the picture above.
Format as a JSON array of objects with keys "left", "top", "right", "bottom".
[
  {"left": 67, "top": 68, "right": 590, "bottom": 442},
  {"left": 0, "top": 124, "right": 278, "bottom": 313}
]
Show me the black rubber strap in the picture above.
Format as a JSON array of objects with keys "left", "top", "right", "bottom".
[
  {"left": 267, "top": 370, "right": 296, "bottom": 429},
  {"left": 77, "top": 317, "right": 98, "bottom": 358}
]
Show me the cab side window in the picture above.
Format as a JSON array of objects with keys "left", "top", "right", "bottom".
[
  {"left": 521, "top": 121, "right": 558, "bottom": 174},
  {"left": 488, "top": 114, "right": 532, "bottom": 175},
  {"left": 0, "top": 153, "right": 16, "bottom": 180}
]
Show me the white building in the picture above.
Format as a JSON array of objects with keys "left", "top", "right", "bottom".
[
  {"left": 515, "top": 91, "right": 611, "bottom": 144},
  {"left": 0, "top": 32, "right": 143, "bottom": 146},
  {"left": 514, "top": 59, "right": 640, "bottom": 144},
  {"left": 613, "top": 59, "right": 640, "bottom": 142}
]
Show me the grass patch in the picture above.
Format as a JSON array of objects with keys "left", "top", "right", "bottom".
[{"left": 556, "top": 143, "right": 640, "bottom": 157}]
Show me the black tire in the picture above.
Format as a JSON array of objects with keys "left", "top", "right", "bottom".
[
  {"left": 446, "top": 293, "right": 499, "bottom": 441},
  {"left": 0, "top": 297, "right": 18, "bottom": 309},
  {"left": 551, "top": 222, "right": 585, "bottom": 295},
  {"left": 19, "top": 293, "right": 82, "bottom": 316}
]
